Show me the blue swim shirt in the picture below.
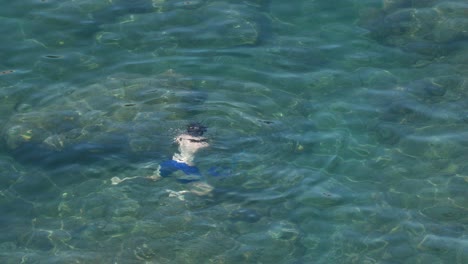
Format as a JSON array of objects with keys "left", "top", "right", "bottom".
[{"left": 159, "top": 160, "right": 201, "bottom": 183}]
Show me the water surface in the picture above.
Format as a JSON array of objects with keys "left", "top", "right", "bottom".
[{"left": 1, "top": 0, "right": 467, "bottom": 263}]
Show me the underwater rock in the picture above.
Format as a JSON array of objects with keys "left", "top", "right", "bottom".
[
  {"left": 361, "top": 1, "right": 467, "bottom": 58},
  {"left": 418, "top": 234, "right": 468, "bottom": 256},
  {"left": 110, "top": 103, "right": 140, "bottom": 122},
  {"left": 174, "top": 230, "right": 238, "bottom": 262},
  {"left": 4, "top": 110, "right": 80, "bottom": 150},
  {"left": 111, "top": 198, "right": 140, "bottom": 218},
  {"left": 0, "top": 189, "right": 34, "bottom": 232},
  {"left": 4, "top": 124, "right": 47, "bottom": 150},
  {"left": 42, "top": 134, "right": 66, "bottom": 151},
  {"left": 0, "top": 242, "right": 16, "bottom": 253},
  {"left": 421, "top": 203, "right": 468, "bottom": 221},
  {"left": 11, "top": 171, "right": 61, "bottom": 201},
  {"left": 402, "top": 41, "right": 444, "bottom": 56},
  {"left": 383, "top": 0, "right": 411, "bottom": 11},
  {"left": 433, "top": 17, "right": 468, "bottom": 43},
  {"left": 229, "top": 208, "right": 262, "bottom": 223},
  {"left": 48, "top": 229, "right": 72, "bottom": 244},
  {"left": 2, "top": 70, "right": 203, "bottom": 166},
  {"left": 383, "top": 9, "right": 416, "bottom": 36},
  {"left": 0, "top": 156, "right": 22, "bottom": 187},
  {"left": 97, "top": 1, "right": 266, "bottom": 50},
  {"left": 267, "top": 220, "right": 299, "bottom": 241},
  {"left": 266, "top": 40, "right": 327, "bottom": 72},
  {"left": 19, "top": 230, "right": 54, "bottom": 251},
  {"left": 448, "top": 45, "right": 468, "bottom": 65},
  {"left": 388, "top": 7, "right": 439, "bottom": 45},
  {"left": 447, "top": 174, "right": 468, "bottom": 205},
  {"left": 200, "top": 2, "right": 262, "bottom": 46},
  {"left": 75, "top": 220, "right": 119, "bottom": 243},
  {"left": 165, "top": 0, "right": 206, "bottom": 10},
  {"left": 381, "top": 99, "right": 431, "bottom": 124},
  {"left": 355, "top": 67, "right": 399, "bottom": 89},
  {"left": 406, "top": 79, "right": 446, "bottom": 99},
  {"left": 385, "top": 0, "right": 439, "bottom": 10},
  {"left": 125, "top": 237, "right": 157, "bottom": 261},
  {"left": 236, "top": 225, "right": 301, "bottom": 262},
  {"left": 435, "top": 1, "right": 468, "bottom": 17},
  {"left": 372, "top": 122, "right": 402, "bottom": 145},
  {"left": 109, "top": 0, "right": 154, "bottom": 14}
]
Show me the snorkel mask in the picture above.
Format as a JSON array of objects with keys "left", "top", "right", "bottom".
[{"left": 187, "top": 122, "right": 207, "bottom": 136}]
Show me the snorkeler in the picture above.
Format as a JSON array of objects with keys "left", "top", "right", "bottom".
[
  {"left": 111, "top": 122, "right": 213, "bottom": 197},
  {"left": 150, "top": 122, "right": 208, "bottom": 182}
]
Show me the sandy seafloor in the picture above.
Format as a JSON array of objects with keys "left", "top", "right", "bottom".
[{"left": 0, "top": 0, "right": 467, "bottom": 263}]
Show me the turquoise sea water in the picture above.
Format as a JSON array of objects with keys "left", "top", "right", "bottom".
[{"left": 1, "top": 0, "right": 468, "bottom": 263}]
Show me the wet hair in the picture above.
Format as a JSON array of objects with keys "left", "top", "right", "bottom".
[{"left": 187, "top": 122, "right": 207, "bottom": 136}]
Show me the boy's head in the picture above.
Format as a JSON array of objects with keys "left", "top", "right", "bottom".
[{"left": 187, "top": 122, "right": 207, "bottom": 137}]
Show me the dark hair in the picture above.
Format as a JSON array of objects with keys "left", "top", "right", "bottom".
[{"left": 187, "top": 122, "right": 207, "bottom": 136}]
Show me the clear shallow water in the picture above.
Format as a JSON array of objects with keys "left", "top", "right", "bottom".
[{"left": 1, "top": 0, "right": 467, "bottom": 263}]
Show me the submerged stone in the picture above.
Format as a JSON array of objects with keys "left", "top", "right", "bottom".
[
  {"left": 229, "top": 208, "right": 262, "bottom": 223},
  {"left": 2, "top": 68, "right": 206, "bottom": 168},
  {"left": 48, "top": 229, "right": 72, "bottom": 243},
  {"left": 372, "top": 122, "right": 402, "bottom": 145},
  {"left": 402, "top": 41, "right": 443, "bottom": 56},
  {"left": 383, "top": 9, "right": 416, "bottom": 35},
  {"left": 97, "top": 1, "right": 266, "bottom": 49},
  {"left": 433, "top": 17, "right": 468, "bottom": 43},
  {"left": 11, "top": 172, "right": 61, "bottom": 201},
  {"left": 435, "top": 1, "right": 468, "bottom": 16},
  {"left": 407, "top": 79, "right": 446, "bottom": 99},
  {"left": 19, "top": 230, "right": 54, "bottom": 251},
  {"left": 4, "top": 124, "right": 43, "bottom": 149},
  {"left": 111, "top": 198, "right": 140, "bottom": 218},
  {"left": 42, "top": 134, "right": 66, "bottom": 151},
  {"left": 167, "top": 0, "right": 206, "bottom": 10},
  {"left": 362, "top": 0, "right": 468, "bottom": 60},
  {"left": 0, "top": 156, "right": 22, "bottom": 187},
  {"left": 382, "top": 99, "right": 432, "bottom": 124},
  {"left": 355, "top": 67, "right": 398, "bottom": 89},
  {"left": 268, "top": 221, "right": 299, "bottom": 241}
]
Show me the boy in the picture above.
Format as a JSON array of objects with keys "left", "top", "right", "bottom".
[{"left": 112, "top": 123, "right": 213, "bottom": 197}]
